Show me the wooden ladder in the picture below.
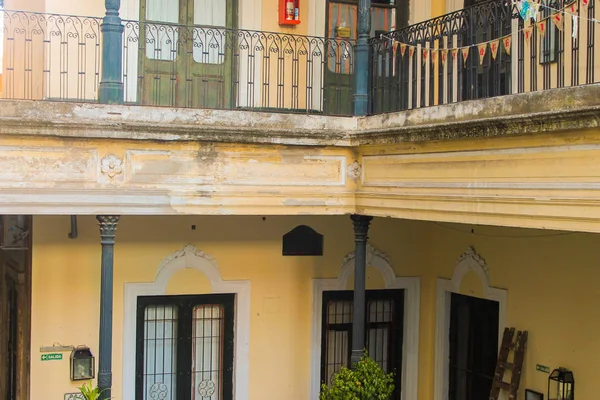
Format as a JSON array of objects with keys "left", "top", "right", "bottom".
[{"left": 489, "top": 327, "right": 528, "bottom": 400}]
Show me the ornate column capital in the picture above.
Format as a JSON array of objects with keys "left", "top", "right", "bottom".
[
  {"left": 97, "top": 216, "right": 120, "bottom": 242},
  {"left": 351, "top": 214, "right": 373, "bottom": 241}
]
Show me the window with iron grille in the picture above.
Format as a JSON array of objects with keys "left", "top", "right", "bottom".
[
  {"left": 320, "top": 290, "right": 404, "bottom": 399},
  {"left": 135, "top": 294, "right": 234, "bottom": 400}
]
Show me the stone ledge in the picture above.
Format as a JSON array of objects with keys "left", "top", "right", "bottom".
[
  {"left": 1, "top": 84, "right": 599, "bottom": 146},
  {"left": 355, "top": 84, "right": 600, "bottom": 145},
  {"left": 0, "top": 100, "right": 356, "bottom": 147}
]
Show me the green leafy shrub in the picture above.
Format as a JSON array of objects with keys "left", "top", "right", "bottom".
[
  {"left": 319, "top": 354, "right": 395, "bottom": 400},
  {"left": 78, "top": 382, "right": 107, "bottom": 400}
]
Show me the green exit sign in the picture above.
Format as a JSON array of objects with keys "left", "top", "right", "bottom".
[
  {"left": 41, "top": 353, "right": 63, "bottom": 361},
  {"left": 536, "top": 364, "right": 550, "bottom": 373}
]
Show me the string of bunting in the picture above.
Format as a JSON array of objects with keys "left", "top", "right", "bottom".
[{"left": 385, "top": 0, "right": 594, "bottom": 67}]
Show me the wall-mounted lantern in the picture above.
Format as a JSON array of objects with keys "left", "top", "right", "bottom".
[
  {"left": 548, "top": 367, "right": 574, "bottom": 400},
  {"left": 70, "top": 347, "right": 95, "bottom": 381}
]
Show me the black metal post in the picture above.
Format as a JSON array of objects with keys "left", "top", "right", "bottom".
[
  {"left": 96, "top": 215, "right": 120, "bottom": 400},
  {"left": 350, "top": 214, "right": 373, "bottom": 365}
]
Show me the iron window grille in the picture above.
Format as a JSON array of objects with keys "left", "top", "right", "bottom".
[
  {"left": 135, "top": 294, "right": 235, "bottom": 400},
  {"left": 320, "top": 289, "right": 404, "bottom": 399}
]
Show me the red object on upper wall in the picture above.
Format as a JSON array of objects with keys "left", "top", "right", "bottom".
[{"left": 279, "top": 0, "right": 301, "bottom": 25}]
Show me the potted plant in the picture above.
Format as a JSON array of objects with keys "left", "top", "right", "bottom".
[
  {"left": 320, "top": 353, "right": 395, "bottom": 400},
  {"left": 78, "top": 382, "right": 107, "bottom": 400}
]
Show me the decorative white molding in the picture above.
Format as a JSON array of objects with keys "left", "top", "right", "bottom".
[
  {"left": 433, "top": 246, "right": 507, "bottom": 400},
  {"left": 122, "top": 245, "right": 251, "bottom": 400},
  {"left": 310, "top": 245, "right": 420, "bottom": 400},
  {"left": 100, "top": 154, "right": 123, "bottom": 178},
  {"left": 347, "top": 161, "right": 362, "bottom": 183}
]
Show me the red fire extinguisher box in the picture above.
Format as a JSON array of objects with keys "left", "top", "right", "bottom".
[{"left": 279, "top": 0, "right": 301, "bottom": 25}]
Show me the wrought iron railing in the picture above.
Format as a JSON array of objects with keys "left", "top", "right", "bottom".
[
  {"left": 2, "top": 4, "right": 599, "bottom": 116},
  {"left": 1, "top": 10, "right": 102, "bottom": 102},
  {"left": 0, "top": 9, "right": 354, "bottom": 115},
  {"left": 122, "top": 21, "right": 354, "bottom": 115},
  {"left": 369, "top": 0, "right": 599, "bottom": 114}
]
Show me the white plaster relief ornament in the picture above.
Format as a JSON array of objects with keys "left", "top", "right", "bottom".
[
  {"left": 347, "top": 161, "right": 362, "bottom": 183},
  {"left": 100, "top": 154, "right": 123, "bottom": 178}
]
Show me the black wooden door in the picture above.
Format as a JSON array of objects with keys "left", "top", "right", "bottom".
[
  {"left": 135, "top": 294, "right": 235, "bottom": 400},
  {"left": 448, "top": 293, "right": 499, "bottom": 400}
]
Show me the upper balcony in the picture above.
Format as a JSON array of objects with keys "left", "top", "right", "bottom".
[{"left": 0, "top": 0, "right": 599, "bottom": 118}]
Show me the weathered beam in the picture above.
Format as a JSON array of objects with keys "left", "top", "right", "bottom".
[{"left": 96, "top": 215, "right": 120, "bottom": 400}]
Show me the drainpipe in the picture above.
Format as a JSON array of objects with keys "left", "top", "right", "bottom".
[
  {"left": 96, "top": 216, "right": 120, "bottom": 400},
  {"left": 353, "top": 0, "right": 371, "bottom": 116},
  {"left": 350, "top": 214, "right": 373, "bottom": 365},
  {"left": 68, "top": 216, "right": 78, "bottom": 239},
  {"left": 99, "top": 0, "right": 124, "bottom": 104}
]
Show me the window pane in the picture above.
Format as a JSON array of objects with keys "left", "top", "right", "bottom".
[
  {"left": 146, "top": 0, "right": 179, "bottom": 23},
  {"left": 326, "top": 330, "right": 349, "bottom": 384},
  {"left": 327, "top": 300, "right": 353, "bottom": 324},
  {"left": 368, "top": 327, "right": 389, "bottom": 372},
  {"left": 192, "top": 28, "right": 226, "bottom": 65},
  {"left": 143, "top": 305, "right": 178, "bottom": 400},
  {"left": 145, "top": 23, "right": 179, "bottom": 61},
  {"left": 194, "top": 0, "right": 227, "bottom": 27},
  {"left": 368, "top": 299, "right": 393, "bottom": 323},
  {"left": 192, "top": 305, "right": 224, "bottom": 400}
]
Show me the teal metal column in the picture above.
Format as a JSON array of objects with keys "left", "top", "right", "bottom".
[
  {"left": 350, "top": 214, "right": 373, "bottom": 364},
  {"left": 97, "top": 216, "right": 120, "bottom": 400},
  {"left": 99, "top": 0, "right": 124, "bottom": 104},
  {"left": 353, "top": 0, "right": 371, "bottom": 116}
]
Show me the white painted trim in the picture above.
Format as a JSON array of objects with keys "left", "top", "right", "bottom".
[
  {"left": 122, "top": 245, "right": 251, "bottom": 400},
  {"left": 433, "top": 247, "right": 507, "bottom": 400},
  {"left": 446, "top": 0, "right": 464, "bottom": 13},
  {"left": 309, "top": 245, "right": 421, "bottom": 400},
  {"left": 239, "top": 0, "right": 261, "bottom": 30}
]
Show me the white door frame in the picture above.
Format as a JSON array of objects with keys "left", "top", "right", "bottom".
[
  {"left": 433, "top": 247, "right": 507, "bottom": 400},
  {"left": 309, "top": 244, "right": 421, "bottom": 400},
  {"left": 122, "top": 244, "right": 251, "bottom": 400}
]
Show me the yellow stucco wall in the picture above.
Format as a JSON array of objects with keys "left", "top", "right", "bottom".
[{"left": 30, "top": 215, "right": 600, "bottom": 399}]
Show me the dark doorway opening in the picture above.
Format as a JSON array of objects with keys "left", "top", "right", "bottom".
[{"left": 449, "top": 293, "right": 499, "bottom": 400}]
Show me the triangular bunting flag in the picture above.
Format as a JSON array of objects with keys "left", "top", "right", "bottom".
[
  {"left": 477, "top": 43, "right": 487, "bottom": 65},
  {"left": 490, "top": 39, "right": 500, "bottom": 60},
  {"left": 431, "top": 49, "right": 438, "bottom": 64},
  {"left": 524, "top": 26, "right": 534, "bottom": 43},
  {"left": 537, "top": 20, "right": 546, "bottom": 37},
  {"left": 567, "top": 2, "right": 578, "bottom": 14},
  {"left": 461, "top": 47, "right": 470, "bottom": 64},
  {"left": 451, "top": 49, "right": 459, "bottom": 62},
  {"left": 393, "top": 41, "right": 399, "bottom": 56},
  {"left": 400, "top": 43, "right": 407, "bottom": 57},
  {"left": 441, "top": 50, "right": 448, "bottom": 66},
  {"left": 582, "top": 0, "right": 590, "bottom": 9},
  {"left": 422, "top": 48, "right": 429, "bottom": 66},
  {"left": 409, "top": 46, "right": 415, "bottom": 58},
  {"left": 503, "top": 35, "right": 512, "bottom": 56},
  {"left": 551, "top": 13, "right": 564, "bottom": 31}
]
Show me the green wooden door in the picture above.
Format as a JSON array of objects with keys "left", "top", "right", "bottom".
[{"left": 139, "top": 0, "right": 236, "bottom": 108}]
